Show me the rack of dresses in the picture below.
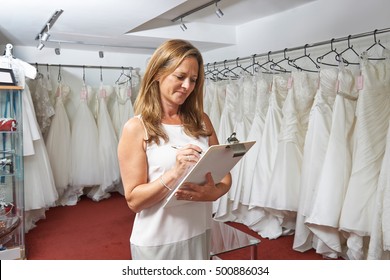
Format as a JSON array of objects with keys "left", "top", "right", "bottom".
[
  {"left": 205, "top": 28, "right": 390, "bottom": 260},
  {"left": 27, "top": 62, "right": 141, "bottom": 211}
]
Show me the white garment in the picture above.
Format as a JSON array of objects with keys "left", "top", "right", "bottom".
[
  {"left": 293, "top": 68, "right": 338, "bottom": 253},
  {"left": 70, "top": 86, "right": 101, "bottom": 194},
  {"left": 233, "top": 75, "right": 270, "bottom": 226},
  {"left": 209, "top": 80, "right": 227, "bottom": 138},
  {"left": 27, "top": 75, "right": 55, "bottom": 136},
  {"left": 340, "top": 59, "right": 390, "bottom": 259},
  {"left": 130, "top": 120, "right": 211, "bottom": 260},
  {"left": 110, "top": 83, "right": 134, "bottom": 138},
  {"left": 250, "top": 75, "right": 288, "bottom": 208},
  {"left": 230, "top": 75, "right": 257, "bottom": 211},
  {"left": 367, "top": 119, "right": 390, "bottom": 260},
  {"left": 304, "top": 68, "right": 358, "bottom": 259},
  {"left": 266, "top": 71, "right": 318, "bottom": 212},
  {"left": 213, "top": 80, "right": 239, "bottom": 220},
  {"left": 203, "top": 80, "right": 213, "bottom": 117},
  {"left": 45, "top": 84, "right": 72, "bottom": 200},
  {"left": 246, "top": 75, "right": 289, "bottom": 239},
  {"left": 87, "top": 86, "right": 120, "bottom": 201},
  {"left": 23, "top": 84, "right": 58, "bottom": 231}
]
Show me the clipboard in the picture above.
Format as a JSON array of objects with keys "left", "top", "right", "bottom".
[{"left": 162, "top": 140, "right": 256, "bottom": 208}]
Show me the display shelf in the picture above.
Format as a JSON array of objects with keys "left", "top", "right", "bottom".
[{"left": 0, "top": 87, "right": 25, "bottom": 260}]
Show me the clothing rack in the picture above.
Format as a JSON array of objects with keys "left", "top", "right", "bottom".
[
  {"left": 32, "top": 63, "right": 134, "bottom": 71},
  {"left": 207, "top": 27, "right": 390, "bottom": 67}
]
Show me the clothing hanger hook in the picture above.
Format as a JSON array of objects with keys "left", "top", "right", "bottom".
[
  {"left": 330, "top": 38, "right": 335, "bottom": 50},
  {"left": 347, "top": 35, "right": 352, "bottom": 48},
  {"left": 82, "top": 65, "right": 86, "bottom": 84},
  {"left": 304, "top": 44, "right": 309, "bottom": 56}
]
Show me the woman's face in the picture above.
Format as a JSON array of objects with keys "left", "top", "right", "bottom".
[{"left": 158, "top": 56, "right": 199, "bottom": 107}]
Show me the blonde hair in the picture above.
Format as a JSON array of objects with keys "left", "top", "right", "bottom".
[{"left": 134, "top": 39, "right": 209, "bottom": 144}]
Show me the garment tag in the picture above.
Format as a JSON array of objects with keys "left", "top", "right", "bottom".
[
  {"left": 80, "top": 89, "right": 88, "bottom": 100},
  {"left": 100, "top": 89, "right": 107, "bottom": 98},
  {"left": 287, "top": 76, "right": 293, "bottom": 89},
  {"left": 56, "top": 87, "right": 61, "bottom": 97},
  {"left": 356, "top": 75, "right": 364, "bottom": 90}
]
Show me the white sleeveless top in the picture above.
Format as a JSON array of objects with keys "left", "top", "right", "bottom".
[{"left": 130, "top": 119, "right": 211, "bottom": 247}]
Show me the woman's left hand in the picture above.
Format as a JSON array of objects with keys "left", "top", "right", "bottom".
[{"left": 175, "top": 172, "right": 223, "bottom": 202}]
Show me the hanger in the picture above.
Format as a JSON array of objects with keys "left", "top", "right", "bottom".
[
  {"left": 115, "top": 66, "right": 132, "bottom": 85},
  {"left": 270, "top": 48, "right": 291, "bottom": 73},
  {"left": 258, "top": 51, "right": 278, "bottom": 73},
  {"left": 364, "top": 29, "right": 387, "bottom": 60},
  {"left": 335, "top": 35, "right": 360, "bottom": 65},
  {"left": 229, "top": 57, "right": 252, "bottom": 76},
  {"left": 57, "top": 64, "right": 62, "bottom": 83},
  {"left": 211, "top": 62, "right": 225, "bottom": 80},
  {"left": 289, "top": 44, "right": 320, "bottom": 72},
  {"left": 205, "top": 63, "right": 216, "bottom": 81},
  {"left": 3, "top": 44, "right": 13, "bottom": 58},
  {"left": 204, "top": 62, "right": 220, "bottom": 81},
  {"left": 243, "top": 54, "right": 273, "bottom": 75},
  {"left": 34, "top": 63, "right": 44, "bottom": 79},
  {"left": 219, "top": 60, "right": 240, "bottom": 80},
  {"left": 316, "top": 38, "right": 347, "bottom": 67},
  {"left": 1, "top": 43, "right": 37, "bottom": 79},
  {"left": 46, "top": 64, "right": 50, "bottom": 81}
]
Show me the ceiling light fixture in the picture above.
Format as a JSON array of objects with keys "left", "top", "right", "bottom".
[
  {"left": 37, "top": 41, "right": 45, "bottom": 50},
  {"left": 180, "top": 18, "right": 187, "bottom": 31},
  {"left": 41, "top": 23, "right": 51, "bottom": 41},
  {"left": 35, "top": 9, "right": 64, "bottom": 41},
  {"left": 55, "top": 42, "right": 61, "bottom": 55},
  {"left": 171, "top": 0, "right": 222, "bottom": 25},
  {"left": 37, "top": 34, "right": 45, "bottom": 50},
  {"left": 215, "top": 1, "right": 224, "bottom": 18}
]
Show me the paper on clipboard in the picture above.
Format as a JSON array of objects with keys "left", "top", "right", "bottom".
[{"left": 162, "top": 140, "right": 256, "bottom": 208}]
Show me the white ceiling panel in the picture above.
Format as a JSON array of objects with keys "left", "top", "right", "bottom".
[{"left": 0, "top": 0, "right": 317, "bottom": 54}]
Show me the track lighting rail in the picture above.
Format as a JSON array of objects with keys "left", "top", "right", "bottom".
[{"left": 171, "top": 0, "right": 221, "bottom": 22}]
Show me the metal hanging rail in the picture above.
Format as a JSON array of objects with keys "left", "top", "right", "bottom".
[
  {"left": 207, "top": 27, "right": 390, "bottom": 66},
  {"left": 33, "top": 63, "right": 133, "bottom": 71}
]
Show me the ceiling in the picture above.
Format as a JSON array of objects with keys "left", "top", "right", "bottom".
[{"left": 0, "top": 0, "right": 317, "bottom": 54}]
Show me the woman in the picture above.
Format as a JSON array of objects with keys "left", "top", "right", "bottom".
[{"left": 117, "top": 39, "right": 232, "bottom": 260}]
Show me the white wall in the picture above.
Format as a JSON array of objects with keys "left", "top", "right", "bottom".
[
  {"left": 8, "top": 45, "right": 150, "bottom": 86},
  {"left": 0, "top": 45, "right": 150, "bottom": 113},
  {"left": 203, "top": 0, "right": 390, "bottom": 66}
]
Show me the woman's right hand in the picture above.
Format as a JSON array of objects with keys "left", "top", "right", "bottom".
[{"left": 171, "top": 144, "right": 202, "bottom": 178}]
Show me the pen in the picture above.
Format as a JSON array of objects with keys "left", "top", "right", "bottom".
[{"left": 171, "top": 145, "right": 202, "bottom": 154}]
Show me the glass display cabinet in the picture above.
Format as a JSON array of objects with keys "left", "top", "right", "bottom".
[{"left": 0, "top": 85, "right": 25, "bottom": 260}]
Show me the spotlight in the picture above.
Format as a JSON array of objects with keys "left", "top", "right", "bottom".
[
  {"left": 215, "top": 1, "right": 224, "bottom": 18},
  {"left": 41, "top": 31, "right": 50, "bottom": 41},
  {"left": 41, "top": 23, "right": 51, "bottom": 41},
  {"left": 37, "top": 41, "right": 45, "bottom": 50},
  {"left": 180, "top": 18, "right": 187, "bottom": 31},
  {"left": 55, "top": 47, "right": 60, "bottom": 55},
  {"left": 180, "top": 23, "right": 187, "bottom": 31},
  {"left": 99, "top": 50, "right": 104, "bottom": 58}
]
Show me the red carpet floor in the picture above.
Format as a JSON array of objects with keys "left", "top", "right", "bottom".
[{"left": 25, "top": 192, "right": 324, "bottom": 260}]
